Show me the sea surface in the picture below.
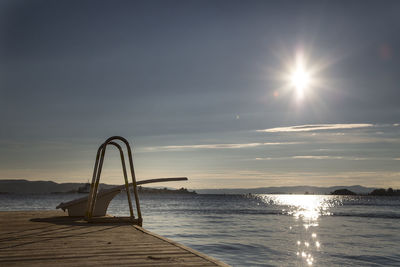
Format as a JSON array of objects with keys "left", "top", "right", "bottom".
[{"left": 1, "top": 193, "right": 400, "bottom": 266}]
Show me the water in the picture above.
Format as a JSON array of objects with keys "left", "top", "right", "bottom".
[{"left": 1, "top": 193, "right": 400, "bottom": 266}]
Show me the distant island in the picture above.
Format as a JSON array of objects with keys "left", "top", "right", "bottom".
[
  {"left": 331, "top": 189, "right": 357, "bottom": 195},
  {"left": 138, "top": 186, "right": 196, "bottom": 194},
  {"left": 368, "top": 188, "right": 400, "bottom": 196},
  {"left": 0, "top": 179, "right": 195, "bottom": 195},
  {"left": 331, "top": 188, "right": 400, "bottom": 196},
  {"left": 75, "top": 183, "right": 196, "bottom": 195},
  {"left": 1, "top": 179, "right": 399, "bottom": 196},
  {"left": 196, "top": 185, "right": 377, "bottom": 195}
]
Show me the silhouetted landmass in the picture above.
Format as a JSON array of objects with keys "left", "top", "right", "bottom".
[
  {"left": 331, "top": 189, "right": 357, "bottom": 195},
  {"left": 77, "top": 183, "right": 91, "bottom": 193},
  {"left": 0, "top": 179, "right": 84, "bottom": 194},
  {"left": 138, "top": 186, "right": 196, "bottom": 194},
  {"left": 0, "top": 179, "right": 194, "bottom": 194},
  {"left": 369, "top": 188, "right": 400, "bottom": 196},
  {"left": 0, "top": 179, "right": 117, "bottom": 194},
  {"left": 2, "top": 179, "right": 398, "bottom": 196},
  {"left": 196, "top": 185, "right": 376, "bottom": 195}
]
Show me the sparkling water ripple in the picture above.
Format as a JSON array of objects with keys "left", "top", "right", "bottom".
[{"left": 1, "top": 193, "right": 400, "bottom": 266}]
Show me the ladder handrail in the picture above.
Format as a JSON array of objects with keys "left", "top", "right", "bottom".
[{"left": 85, "top": 136, "right": 142, "bottom": 224}]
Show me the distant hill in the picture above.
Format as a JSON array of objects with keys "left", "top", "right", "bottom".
[
  {"left": 0, "top": 179, "right": 376, "bottom": 195},
  {"left": 331, "top": 189, "right": 357, "bottom": 195},
  {"left": 0, "top": 179, "right": 193, "bottom": 194},
  {"left": 138, "top": 186, "right": 196, "bottom": 194},
  {"left": 369, "top": 188, "right": 400, "bottom": 196},
  {"left": 0, "top": 179, "right": 115, "bottom": 194},
  {"left": 196, "top": 185, "right": 376, "bottom": 195}
]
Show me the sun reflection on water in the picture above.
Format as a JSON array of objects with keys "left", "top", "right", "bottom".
[
  {"left": 259, "top": 194, "right": 343, "bottom": 227},
  {"left": 262, "top": 194, "right": 337, "bottom": 220},
  {"left": 259, "top": 194, "right": 342, "bottom": 266}
]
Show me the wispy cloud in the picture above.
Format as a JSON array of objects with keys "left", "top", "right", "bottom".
[
  {"left": 255, "top": 157, "right": 275, "bottom": 160},
  {"left": 292, "top": 155, "right": 368, "bottom": 160},
  {"left": 143, "top": 142, "right": 301, "bottom": 152},
  {"left": 257, "top": 123, "right": 374, "bottom": 133},
  {"left": 255, "top": 155, "right": 399, "bottom": 161},
  {"left": 187, "top": 171, "right": 400, "bottom": 188}
]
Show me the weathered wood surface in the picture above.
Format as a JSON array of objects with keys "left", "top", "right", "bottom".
[{"left": 0, "top": 211, "right": 229, "bottom": 266}]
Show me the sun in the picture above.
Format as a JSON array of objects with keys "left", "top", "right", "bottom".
[
  {"left": 271, "top": 47, "right": 328, "bottom": 102},
  {"left": 290, "top": 63, "right": 310, "bottom": 95},
  {"left": 289, "top": 55, "right": 312, "bottom": 98}
]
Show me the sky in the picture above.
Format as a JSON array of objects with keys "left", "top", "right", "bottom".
[{"left": 1, "top": 0, "right": 400, "bottom": 189}]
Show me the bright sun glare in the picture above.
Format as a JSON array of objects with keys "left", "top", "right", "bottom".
[
  {"left": 274, "top": 48, "right": 326, "bottom": 102},
  {"left": 289, "top": 55, "right": 312, "bottom": 98}
]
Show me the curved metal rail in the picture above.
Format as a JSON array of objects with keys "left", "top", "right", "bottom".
[{"left": 85, "top": 136, "right": 142, "bottom": 225}]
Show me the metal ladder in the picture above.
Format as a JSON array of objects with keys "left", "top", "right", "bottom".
[{"left": 85, "top": 136, "right": 142, "bottom": 225}]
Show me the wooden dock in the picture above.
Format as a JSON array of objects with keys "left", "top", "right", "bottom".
[{"left": 0, "top": 211, "right": 229, "bottom": 266}]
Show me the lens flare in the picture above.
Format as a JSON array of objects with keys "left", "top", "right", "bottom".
[{"left": 289, "top": 54, "right": 312, "bottom": 99}]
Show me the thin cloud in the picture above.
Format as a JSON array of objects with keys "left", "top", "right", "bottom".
[
  {"left": 292, "top": 155, "right": 368, "bottom": 160},
  {"left": 256, "top": 155, "right": 400, "bottom": 161},
  {"left": 143, "top": 142, "right": 301, "bottom": 152},
  {"left": 188, "top": 171, "right": 400, "bottom": 188},
  {"left": 257, "top": 123, "right": 374, "bottom": 133},
  {"left": 255, "top": 156, "right": 357, "bottom": 160}
]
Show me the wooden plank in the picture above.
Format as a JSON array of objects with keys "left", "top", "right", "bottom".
[{"left": 0, "top": 211, "right": 230, "bottom": 267}]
